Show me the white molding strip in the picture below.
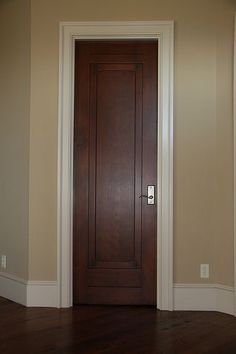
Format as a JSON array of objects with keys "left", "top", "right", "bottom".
[
  {"left": 0, "top": 271, "right": 27, "bottom": 306},
  {"left": 174, "top": 283, "right": 234, "bottom": 316},
  {"left": 0, "top": 274, "right": 234, "bottom": 315},
  {"left": 233, "top": 13, "right": 236, "bottom": 317},
  {"left": 0, "top": 272, "right": 58, "bottom": 307},
  {"left": 27, "top": 281, "right": 58, "bottom": 307},
  {"left": 58, "top": 20, "right": 174, "bottom": 310}
]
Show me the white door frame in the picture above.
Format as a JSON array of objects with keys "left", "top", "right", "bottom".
[
  {"left": 57, "top": 21, "right": 174, "bottom": 309},
  {"left": 234, "top": 14, "right": 236, "bottom": 316}
]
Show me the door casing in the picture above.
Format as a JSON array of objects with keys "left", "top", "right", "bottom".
[{"left": 57, "top": 21, "right": 174, "bottom": 310}]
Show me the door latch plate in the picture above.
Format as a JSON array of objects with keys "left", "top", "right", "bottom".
[{"left": 147, "top": 185, "right": 155, "bottom": 205}]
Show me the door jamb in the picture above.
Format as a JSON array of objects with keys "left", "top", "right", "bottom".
[
  {"left": 57, "top": 21, "right": 174, "bottom": 309},
  {"left": 234, "top": 14, "right": 236, "bottom": 316}
]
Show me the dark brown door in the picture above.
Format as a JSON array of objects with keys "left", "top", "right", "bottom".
[{"left": 73, "top": 41, "right": 157, "bottom": 305}]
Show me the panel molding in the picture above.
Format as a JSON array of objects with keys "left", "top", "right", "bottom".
[
  {"left": 87, "top": 58, "right": 142, "bottom": 270},
  {"left": 0, "top": 272, "right": 58, "bottom": 307},
  {"left": 174, "top": 283, "right": 234, "bottom": 315},
  {"left": 58, "top": 21, "right": 174, "bottom": 309}
]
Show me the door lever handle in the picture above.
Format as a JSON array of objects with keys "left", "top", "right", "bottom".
[
  {"left": 139, "top": 185, "right": 155, "bottom": 205},
  {"left": 139, "top": 195, "right": 153, "bottom": 199}
]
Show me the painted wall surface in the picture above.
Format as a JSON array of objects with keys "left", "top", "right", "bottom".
[
  {"left": 0, "top": 0, "right": 31, "bottom": 279},
  {"left": 28, "top": 0, "right": 235, "bottom": 285}
]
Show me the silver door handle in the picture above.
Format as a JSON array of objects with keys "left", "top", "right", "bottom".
[
  {"left": 139, "top": 195, "right": 153, "bottom": 199},
  {"left": 139, "top": 185, "right": 155, "bottom": 205}
]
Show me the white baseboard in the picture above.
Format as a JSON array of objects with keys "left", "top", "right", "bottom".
[
  {"left": 27, "top": 281, "right": 58, "bottom": 307},
  {"left": 0, "top": 274, "right": 234, "bottom": 314},
  {"left": 216, "top": 284, "right": 234, "bottom": 315},
  {"left": 0, "top": 272, "right": 58, "bottom": 307},
  {"left": 0, "top": 272, "right": 27, "bottom": 306},
  {"left": 174, "top": 283, "right": 235, "bottom": 315}
]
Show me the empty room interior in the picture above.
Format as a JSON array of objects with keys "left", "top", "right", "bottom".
[{"left": 1, "top": 0, "right": 236, "bottom": 353}]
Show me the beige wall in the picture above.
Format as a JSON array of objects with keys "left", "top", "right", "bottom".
[
  {"left": 0, "top": 0, "right": 31, "bottom": 279},
  {"left": 27, "top": 0, "right": 235, "bottom": 285},
  {"left": 1, "top": 0, "right": 234, "bottom": 290}
]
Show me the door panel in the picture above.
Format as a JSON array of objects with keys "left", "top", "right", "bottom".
[
  {"left": 73, "top": 41, "right": 157, "bottom": 305},
  {"left": 89, "top": 62, "right": 142, "bottom": 269}
]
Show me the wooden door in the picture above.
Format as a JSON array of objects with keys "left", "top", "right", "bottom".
[{"left": 73, "top": 41, "right": 157, "bottom": 305}]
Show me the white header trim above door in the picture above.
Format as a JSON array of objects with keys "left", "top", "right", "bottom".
[{"left": 57, "top": 21, "right": 174, "bottom": 309}]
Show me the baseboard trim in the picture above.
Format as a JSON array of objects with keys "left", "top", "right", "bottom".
[
  {"left": 27, "top": 281, "right": 58, "bottom": 307},
  {"left": 0, "top": 271, "right": 27, "bottom": 306},
  {"left": 0, "top": 274, "right": 234, "bottom": 314},
  {"left": 174, "top": 283, "right": 234, "bottom": 315},
  {"left": 0, "top": 272, "right": 58, "bottom": 307}
]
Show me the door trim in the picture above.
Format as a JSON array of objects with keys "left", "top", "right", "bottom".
[
  {"left": 57, "top": 21, "right": 174, "bottom": 309},
  {"left": 234, "top": 13, "right": 236, "bottom": 316}
]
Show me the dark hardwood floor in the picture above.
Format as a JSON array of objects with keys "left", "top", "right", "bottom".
[{"left": 1, "top": 296, "right": 236, "bottom": 353}]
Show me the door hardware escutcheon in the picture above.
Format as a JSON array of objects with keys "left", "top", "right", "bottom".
[{"left": 139, "top": 185, "right": 155, "bottom": 205}]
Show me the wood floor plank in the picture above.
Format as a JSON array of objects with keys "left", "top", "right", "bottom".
[{"left": 0, "top": 297, "right": 236, "bottom": 353}]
